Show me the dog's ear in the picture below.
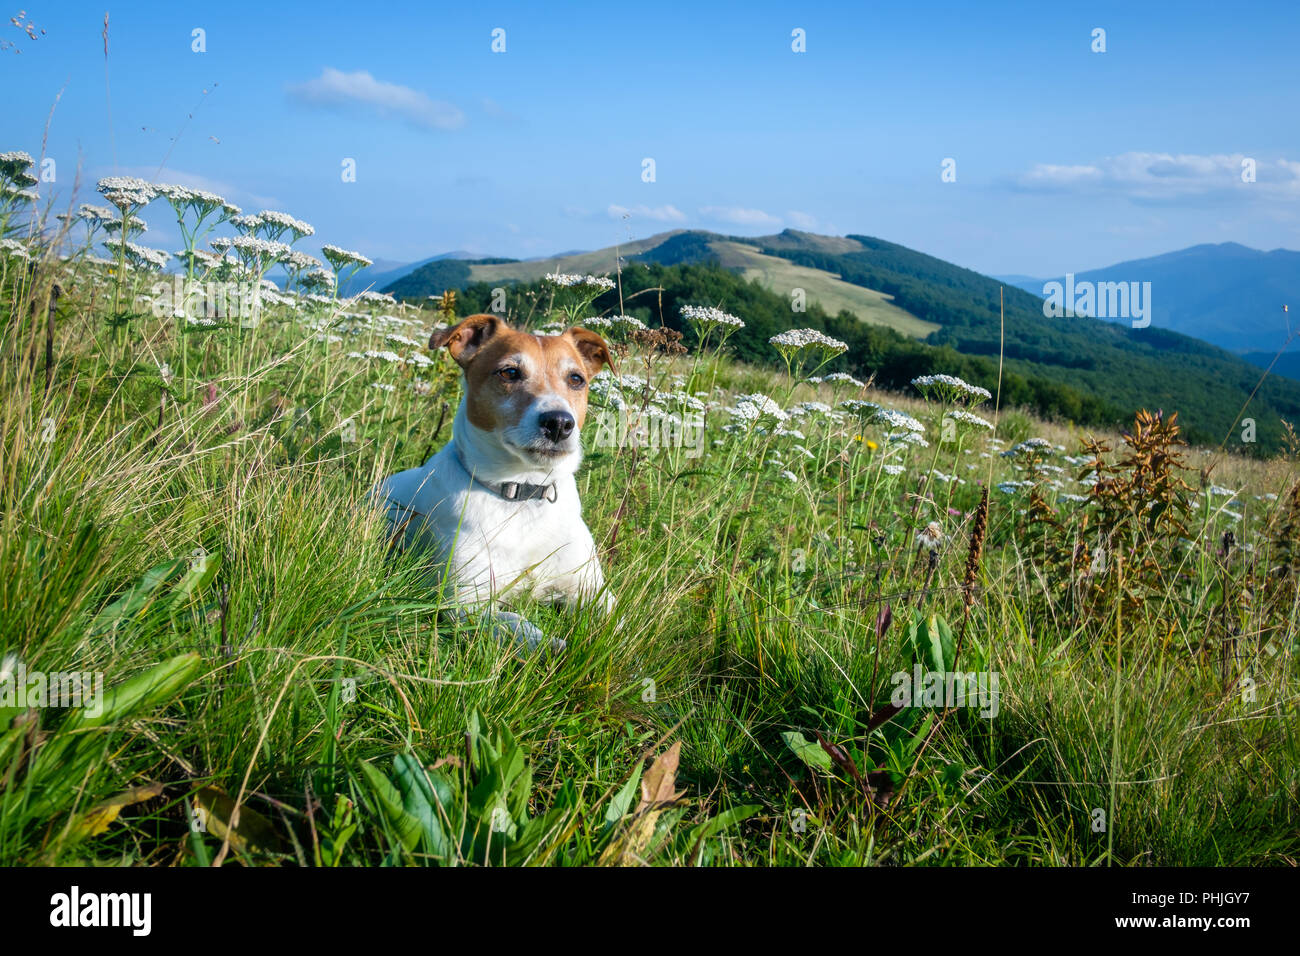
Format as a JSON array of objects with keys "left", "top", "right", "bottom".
[
  {"left": 566, "top": 326, "right": 615, "bottom": 377},
  {"left": 430, "top": 314, "right": 505, "bottom": 368}
]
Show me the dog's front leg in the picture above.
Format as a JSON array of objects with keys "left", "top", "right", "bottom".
[{"left": 445, "top": 605, "right": 565, "bottom": 655}]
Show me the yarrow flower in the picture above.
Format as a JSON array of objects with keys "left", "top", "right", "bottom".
[
  {"left": 173, "top": 248, "right": 222, "bottom": 270},
  {"left": 911, "top": 374, "right": 992, "bottom": 405},
  {"left": 997, "top": 480, "right": 1035, "bottom": 494},
  {"left": 256, "top": 209, "right": 315, "bottom": 240},
  {"left": 101, "top": 237, "right": 170, "bottom": 270},
  {"left": 681, "top": 304, "right": 745, "bottom": 333},
  {"left": 283, "top": 249, "right": 324, "bottom": 272},
  {"left": 228, "top": 235, "right": 291, "bottom": 272},
  {"left": 543, "top": 272, "right": 615, "bottom": 293},
  {"left": 873, "top": 408, "right": 926, "bottom": 433},
  {"left": 0, "top": 238, "right": 31, "bottom": 260},
  {"left": 103, "top": 216, "right": 147, "bottom": 235},
  {"left": 945, "top": 409, "right": 994, "bottom": 431},
  {"left": 789, "top": 401, "right": 832, "bottom": 417},
  {"left": 0, "top": 150, "right": 35, "bottom": 180},
  {"left": 769, "top": 328, "right": 849, "bottom": 360},
  {"left": 96, "top": 176, "right": 158, "bottom": 210},
  {"left": 155, "top": 183, "right": 240, "bottom": 218},
  {"left": 838, "top": 399, "right": 880, "bottom": 416},
  {"left": 728, "top": 392, "right": 789, "bottom": 423},
  {"left": 885, "top": 430, "right": 930, "bottom": 448},
  {"left": 322, "top": 244, "right": 373, "bottom": 270},
  {"left": 821, "top": 371, "right": 866, "bottom": 388},
  {"left": 75, "top": 203, "right": 118, "bottom": 225},
  {"left": 607, "top": 314, "right": 646, "bottom": 331},
  {"left": 1002, "top": 437, "right": 1054, "bottom": 458}
]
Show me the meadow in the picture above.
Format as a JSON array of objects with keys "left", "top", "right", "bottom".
[{"left": 0, "top": 153, "right": 1296, "bottom": 866}]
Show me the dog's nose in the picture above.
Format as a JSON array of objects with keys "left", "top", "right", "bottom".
[{"left": 539, "top": 410, "right": 575, "bottom": 443}]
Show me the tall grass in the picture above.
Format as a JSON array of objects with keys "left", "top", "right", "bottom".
[{"left": 0, "top": 191, "right": 1296, "bottom": 866}]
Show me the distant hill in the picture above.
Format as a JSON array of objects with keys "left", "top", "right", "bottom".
[
  {"left": 1005, "top": 243, "right": 1299, "bottom": 354},
  {"left": 381, "top": 228, "right": 1300, "bottom": 450},
  {"left": 343, "top": 251, "right": 481, "bottom": 296}
]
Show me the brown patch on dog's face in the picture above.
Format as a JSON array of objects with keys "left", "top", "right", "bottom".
[{"left": 430, "top": 316, "right": 613, "bottom": 444}]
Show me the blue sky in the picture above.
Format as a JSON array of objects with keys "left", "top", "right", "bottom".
[{"left": 5, "top": 0, "right": 1299, "bottom": 276}]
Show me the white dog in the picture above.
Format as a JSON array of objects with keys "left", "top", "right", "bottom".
[{"left": 372, "top": 314, "right": 616, "bottom": 651}]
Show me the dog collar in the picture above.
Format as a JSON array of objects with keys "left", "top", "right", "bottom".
[{"left": 454, "top": 448, "right": 558, "bottom": 503}]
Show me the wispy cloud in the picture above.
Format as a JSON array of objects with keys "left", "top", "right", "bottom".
[
  {"left": 699, "top": 205, "right": 782, "bottom": 227},
  {"left": 1016, "top": 151, "right": 1300, "bottom": 199},
  {"left": 786, "top": 210, "right": 820, "bottom": 230},
  {"left": 607, "top": 203, "right": 686, "bottom": 222},
  {"left": 287, "top": 68, "right": 465, "bottom": 131}
]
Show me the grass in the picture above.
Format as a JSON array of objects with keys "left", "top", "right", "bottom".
[
  {"left": 708, "top": 239, "right": 938, "bottom": 337},
  {"left": 1, "top": 209, "right": 1298, "bottom": 867}
]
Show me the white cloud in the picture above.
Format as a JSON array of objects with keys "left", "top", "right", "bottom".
[
  {"left": 288, "top": 68, "right": 465, "bottom": 131},
  {"left": 699, "top": 205, "right": 782, "bottom": 227},
  {"left": 607, "top": 203, "right": 686, "bottom": 222},
  {"left": 1019, "top": 164, "right": 1103, "bottom": 187},
  {"left": 786, "top": 210, "right": 819, "bottom": 230},
  {"left": 1017, "top": 152, "right": 1300, "bottom": 199}
]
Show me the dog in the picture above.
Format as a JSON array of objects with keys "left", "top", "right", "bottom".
[{"left": 372, "top": 313, "right": 616, "bottom": 651}]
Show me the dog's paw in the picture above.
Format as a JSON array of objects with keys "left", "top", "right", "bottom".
[{"left": 489, "top": 609, "right": 565, "bottom": 655}]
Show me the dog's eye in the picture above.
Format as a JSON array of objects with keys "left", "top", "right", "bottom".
[
  {"left": 497, "top": 367, "right": 521, "bottom": 382},
  {"left": 568, "top": 372, "right": 586, "bottom": 388}
]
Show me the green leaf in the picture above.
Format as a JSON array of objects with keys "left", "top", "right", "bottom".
[
  {"left": 909, "top": 612, "right": 956, "bottom": 674},
  {"left": 358, "top": 759, "right": 421, "bottom": 852},
  {"left": 62, "top": 652, "right": 201, "bottom": 732},
  {"left": 167, "top": 550, "right": 222, "bottom": 610},
  {"left": 687, "top": 803, "right": 760, "bottom": 857},
  {"left": 781, "top": 731, "right": 833, "bottom": 771},
  {"left": 392, "top": 754, "right": 451, "bottom": 860},
  {"left": 603, "top": 761, "right": 644, "bottom": 831},
  {"left": 88, "top": 558, "right": 187, "bottom": 635}
]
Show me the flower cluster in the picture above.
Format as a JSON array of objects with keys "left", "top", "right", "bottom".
[
  {"left": 728, "top": 392, "right": 789, "bottom": 423},
  {"left": 1002, "top": 437, "right": 1054, "bottom": 458},
  {"left": 96, "top": 176, "right": 158, "bottom": 210},
  {"left": 945, "top": 409, "right": 994, "bottom": 431},
  {"left": 156, "top": 184, "right": 239, "bottom": 217},
  {"left": 769, "top": 328, "right": 848, "bottom": 358},
  {"left": 873, "top": 408, "right": 926, "bottom": 433},
  {"left": 681, "top": 305, "right": 745, "bottom": 331},
  {"left": 543, "top": 273, "right": 615, "bottom": 292},
  {"left": 0, "top": 150, "right": 35, "bottom": 180},
  {"left": 257, "top": 210, "right": 315, "bottom": 240},
  {"left": 322, "top": 244, "right": 373, "bottom": 269},
  {"left": 912, "top": 373, "right": 992, "bottom": 405},
  {"left": 100, "top": 238, "right": 171, "bottom": 270}
]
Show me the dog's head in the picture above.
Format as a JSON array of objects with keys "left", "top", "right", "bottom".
[{"left": 431, "top": 314, "right": 614, "bottom": 470}]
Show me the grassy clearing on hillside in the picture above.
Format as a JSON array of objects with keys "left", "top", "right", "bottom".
[
  {"left": 1, "top": 167, "right": 1298, "bottom": 866},
  {"left": 709, "top": 240, "right": 938, "bottom": 337}
]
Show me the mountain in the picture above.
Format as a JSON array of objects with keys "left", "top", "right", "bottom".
[
  {"left": 342, "top": 251, "right": 481, "bottom": 296},
  {"left": 381, "top": 228, "right": 1300, "bottom": 450},
  {"left": 1004, "top": 243, "right": 1300, "bottom": 354}
]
